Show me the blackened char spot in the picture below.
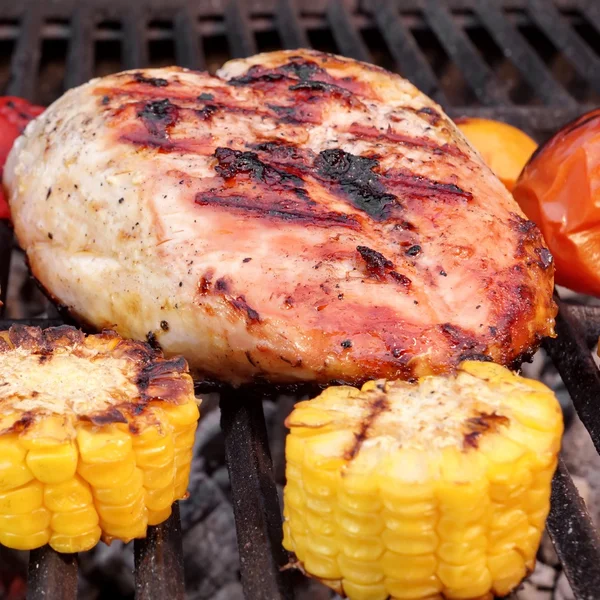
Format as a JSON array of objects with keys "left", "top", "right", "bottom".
[
  {"left": 250, "top": 140, "right": 303, "bottom": 161},
  {"left": 315, "top": 149, "right": 397, "bottom": 219},
  {"left": 137, "top": 99, "right": 179, "bottom": 139},
  {"left": 417, "top": 106, "right": 441, "bottom": 125},
  {"left": 289, "top": 80, "right": 349, "bottom": 95},
  {"left": 280, "top": 59, "right": 325, "bottom": 81},
  {"left": 535, "top": 247, "right": 553, "bottom": 270},
  {"left": 214, "top": 147, "right": 304, "bottom": 187},
  {"left": 344, "top": 395, "right": 389, "bottom": 461},
  {"left": 357, "top": 246, "right": 393, "bottom": 279},
  {"left": 230, "top": 296, "right": 260, "bottom": 323},
  {"left": 215, "top": 278, "right": 229, "bottom": 292},
  {"left": 87, "top": 408, "right": 128, "bottom": 426},
  {"left": 195, "top": 193, "right": 359, "bottom": 229},
  {"left": 196, "top": 104, "right": 218, "bottom": 120},
  {"left": 458, "top": 353, "right": 493, "bottom": 363},
  {"left": 146, "top": 331, "right": 162, "bottom": 351},
  {"left": 463, "top": 412, "right": 509, "bottom": 449},
  {"left": 198, "top": 92, "right": 214, "bottom": 101},
  {"left": 228, "top": 66, "right": 290, "bottom": 86},
  {"left": 386, "top": 171, "right": 473, "bottom": 202},
  {"left": 390, "top": 271, "right": 411, "bottom": 287},
  {"left": 440, "top": 323, "right": 485, "bottom": 353},
  {"left": 133, "top": 72, "right": 169, "bottom": 87}
]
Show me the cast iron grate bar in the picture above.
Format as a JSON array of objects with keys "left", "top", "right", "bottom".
[
  {"left": 580, "top": 0, "right": 600, "bottom": 36},
  {"left": 27, "top": 546, "right": 78, "bottom": 600},
  {"left": 174, "top": 9, "right": 205, "bottom": 71},
  {"left": 220, "top": 390, "right": 294, "bottom": 600},
  {"left": 372, "top": 0, "right": 448, "bottom": 104},
  {"left": 65, "top": 5, "right": 96, "bottom": 90},
  {"left": 225, "top": 0, "right": 257, "bottom": 59},
  {"left": 326, "top": 0, "right": 371, "bottom": 63},
  {"left": 122, "top": 8, "right": 149, "bottom": 70},
  {"left": 134, "top": 504, "right": 186, "bottom": 600},
  {"left": 473, "top": 0, "right": 576, "bottom": 107},
  {"left": 420, "top": 0, "right": 511, "bottom": 106},
  {"left": 526, "top": 0, "right": 600, "bottom": 95},
  {"left": 543, "top": 295, "right": 600, "bottom": 455},
  {"left": 276, "top": 0, "right": 310, "bottom": 50},
  {"left": 6, "top": 3, "right": 44, "bottom": 101},
  {"left": 561, "top": 303, "right": 600, "bottom": 348},
  {"left": 547, "top": 459, "right": 600, "bottom": 598}
]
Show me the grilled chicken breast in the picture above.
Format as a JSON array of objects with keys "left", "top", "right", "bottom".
[{"left": 5, "top": 50, "right": 555, "bottom": 385}]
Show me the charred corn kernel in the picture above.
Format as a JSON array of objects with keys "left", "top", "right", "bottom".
[
  {"left": 282, "top": 362, "right": 563, "bottom": 600},
  {"left": 0, "top": 326, "right": 200, "bottom": 552}
]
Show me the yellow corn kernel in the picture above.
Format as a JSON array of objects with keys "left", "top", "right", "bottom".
[
  {"left": 77, "top": 426, "right": 132, "bottom": 463},
  {"left": 0, "top": 529, "right": 50, "bottom": 550},
  {"left": 0, "top": 327, "right": 200, "bottom": 553},
  {"left": 154, "top": 400, "right": 199, "bottom": 429},
  {"left": 338, "top": 553, "right": 384, "bottom": 585},
  {"left": 145, "top": 484, "right": 175, "bottom": 512},
  {"left": 0, "top": 506, "right": 51, "bottom": 535},
  {"left": 77, "top": 453, "right": 136, "bottom": 488},
  {"left": 133, "top": 433, "right": 174, "bottom": 469},
  {"left": 44, "top": 476, "right": 94, "bottom": 512},
  {"left": 101, "top": 517, "right": 147, "bottom": 543},
  {"left": 51, "top": 505, "right": 99, "bottom": 536},
  {"left": 343, "top": 580, "right": 388, "bottom": 600},
  {"left": 0, "top": 480, "right": 43, "bottom": 514},
  {"left": 26, "top": 442, "right": 78, "bottom": 484},
  {"left": 0, "top": 463, "right": 34, "bottom": 491},
  {"left": 143, "top": 463, "right": 175, "bottom": 490},
  {"left": 148, "top": 505, "right": 172, "bottom": 526},
  {"left": 50, "top": 527, "right": 102, "bottom": 553},
  {"left": 283, "top": 362, "right": 563, "bottom": 600},
  {"left": 93, "top": 467, "right": 144, "bottom": 506},
  {"left": 173, "top": 426, "right": 196, "bottom": 450},
  {"left": 96, "top": 492, "right": 146, "bottom": 525},
  {"left": 0, "top": 434, "right": 26, "bottom": 465}
]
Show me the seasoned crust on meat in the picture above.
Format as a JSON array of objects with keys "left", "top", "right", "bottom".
[{"left": 4, "top": 50, "right": 556, "bottom": 385}]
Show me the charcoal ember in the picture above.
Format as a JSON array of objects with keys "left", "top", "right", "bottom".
[
  {"left": 78, "top": 541, "right": 135, "bottom": 599},
  {"left": 179, "top": 470, "right": 230, "bottom": 533},
  {"left": 6, "top": 249, "right": 47, "bottom": 319},
  {"left": 211, "top": 582, "right": 244, "bottom": 600},
  {"left": 183, "top": 503, "right": 239, "bottom": 599}
]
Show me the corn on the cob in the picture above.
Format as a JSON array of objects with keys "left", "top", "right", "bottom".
[
  {"left": 282, "top": 361, "right": 563, "bottom": 600},
  {"left": 0, "top": 325, "right": 200, "bottom": 553}
]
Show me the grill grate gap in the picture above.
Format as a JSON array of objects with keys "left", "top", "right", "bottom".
[
  {"left": 95, "top": 21, "right": 122, "bottom": 78},
  {"left": 36, "top": 35, "right": 68, "bottom": 106},
  {"left": 255, "top": 25, "right": 283, "bottom": 55},
  {"left": 148, "top": 20, "right": 176, "bottom": 68},
  {"left": 201, "top": 28, "right": 231, "bottom": 75},
  {"left": 464, "top": 17, "right": 538, "bottom": 106},
  {"left": 412, "top": 25, "right": 476, "bottom": 107}
]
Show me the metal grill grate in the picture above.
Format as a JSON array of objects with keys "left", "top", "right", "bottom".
[{"left": 0, "top": 1, "right": 600, "bottom": 599}]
